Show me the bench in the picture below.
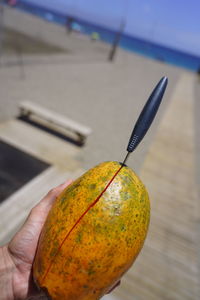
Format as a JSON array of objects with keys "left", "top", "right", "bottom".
[{"left": 19, "top": 101, "right": 92, "bottom": 145}]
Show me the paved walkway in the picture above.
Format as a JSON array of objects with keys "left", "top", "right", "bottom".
[
  {"left": 0, "top": 6, "right": 182, "bottom": 173},
  {"left": 0, "top": 119, "right": 84, "bottom": 244},
  {"left": 111, "top": 73, "right": 200, "bottom": 300}
]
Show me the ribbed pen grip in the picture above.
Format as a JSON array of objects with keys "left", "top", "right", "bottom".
[{"left": 126, "top": 76, "right": 168, "bottom": 153}]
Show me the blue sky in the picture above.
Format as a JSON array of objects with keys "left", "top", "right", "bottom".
[{"left": 23, "top": 0, "right": 200, "bottom": 56}]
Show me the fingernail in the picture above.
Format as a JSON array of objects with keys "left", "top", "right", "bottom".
[{"left": 62, "top": 180, "right": 73, "bottom": 187}]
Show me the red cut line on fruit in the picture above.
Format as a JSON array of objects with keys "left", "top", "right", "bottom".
[{"left": 41, "top": 164, "right": 123, "bottom": 285}]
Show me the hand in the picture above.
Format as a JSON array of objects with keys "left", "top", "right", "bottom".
[
  {"left": 0, "top": 179, "right": 120, "bottom": 300},
  {"left": 0, "top": 180, "right": 72, "bottom": 300}
]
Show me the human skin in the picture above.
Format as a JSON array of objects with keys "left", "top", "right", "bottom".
[
  {"left": 0, "top": 180, "right": 72, "bottom": 300},
  {"left": 0, "top": 179, "right": 120, "bottom": 300}
]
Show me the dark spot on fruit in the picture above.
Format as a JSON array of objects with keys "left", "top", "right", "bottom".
[
  {"left": 88, "top": 267, "right": 95, "bottom": 276},
  {"left": 83, "top": 285, "right": 89, "bottom": 289},
  {"left": 123, "top": 192, "right": 130, "bottom": 200},
  {"left": 101, "top": 176, "right": 108, "bottom": 182},
  {"left": 120, "top": 224, "right": 126, "bottom": 232},
  {"left": 89, "top": 183, "right": 96, "bottom": 190},
  {"left": 76, "top": 231, "right": 83, "bottom": 243}
]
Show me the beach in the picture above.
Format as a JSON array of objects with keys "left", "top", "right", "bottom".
[
  {"left": 0, "top": 6, "right": 183, "bottom": 172},
  {"left": 0, "top": 5, "right": 199, "bottom": 300}
]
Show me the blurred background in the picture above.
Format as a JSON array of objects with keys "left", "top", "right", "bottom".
[{"left": 0, "top": 0, "right": 199, "bottom": 299}]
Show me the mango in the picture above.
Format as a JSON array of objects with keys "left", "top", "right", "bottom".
[{"left": 33, "top": 161, "right": 150, "bottom": 300}]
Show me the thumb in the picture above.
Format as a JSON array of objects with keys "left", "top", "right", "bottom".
[
  {"left": 8, "top": 180, "right": 73, "bottom": 264},
  {"left": 35, "top": 180, "right": 73, "bottom": 214},
  {"left": 27, "top": 179, "right": 73, "bottom": 234}
]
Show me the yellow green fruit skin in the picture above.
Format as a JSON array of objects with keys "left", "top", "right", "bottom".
[{"left": 33, "top": 161, "right": 150, "bottom": 300}]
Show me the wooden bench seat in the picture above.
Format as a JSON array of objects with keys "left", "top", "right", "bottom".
[{"left": 19, "top": 101, "right": 92, "bottom": 145}]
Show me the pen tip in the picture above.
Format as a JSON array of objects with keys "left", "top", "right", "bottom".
[{"left": 161, "top": 76, "right": 168, "bottom": 85}]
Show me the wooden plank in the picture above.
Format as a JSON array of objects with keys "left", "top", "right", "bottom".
[{"left": 111, "top": 73, "right": 200, "bottom": 299}]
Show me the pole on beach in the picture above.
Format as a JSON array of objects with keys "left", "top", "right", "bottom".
[
  {"left": 0, "top": 1, "right": 4, "bottom": 63},
  {"left": 108, "top": 18, "right": 125, "bottom": 62},
  {"left": 66, "top": 16, "right": 74, "bottom": 34}
]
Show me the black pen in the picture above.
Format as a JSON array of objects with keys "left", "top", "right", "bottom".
[{"left": 122, "top": 76, "right": 168, "bottom": 165}]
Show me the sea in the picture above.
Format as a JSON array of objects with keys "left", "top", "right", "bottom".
[{"left": 4, "top": 0, "right": 200, "bottom": 72}]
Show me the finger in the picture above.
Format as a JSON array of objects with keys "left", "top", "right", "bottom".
[
  {"left": 8, "top": 180, "right": 73, "bottom": 266},
  {"left": 28, "top": 180, "right": 73, "bottom": 223},
  {"left": 38, "top": 180, "right": 73, "bottom": 210}
]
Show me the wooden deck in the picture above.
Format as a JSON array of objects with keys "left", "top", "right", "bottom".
[{"left": 111, "top": 73, "right": 200, "bottom": 300}]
